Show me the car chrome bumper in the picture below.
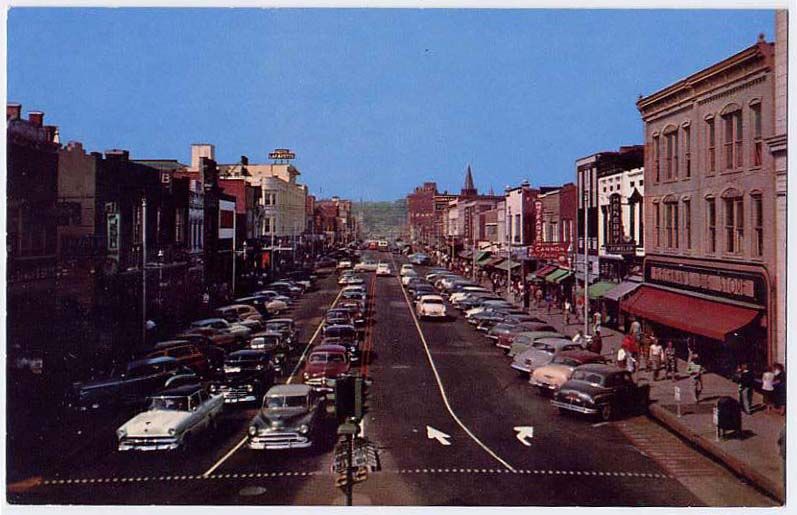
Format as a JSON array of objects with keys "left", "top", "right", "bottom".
[
  {"left": 530, "top": 379, "right": 557, "bottom": 390},
  {"left": 551, "top": 400, "right": 599, "bottom": 415},
  {"left": 248, "top": 434, "right": 311, "bottom": 450},
  {"left": 510, "top": 363, "right": 531, "bottom": 373},
  {"left": 118, "top": 438, "right": 180, "bottom": 451}
]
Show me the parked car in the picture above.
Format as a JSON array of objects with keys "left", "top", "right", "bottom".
[
  {"left": 497, "top": 325, "right": 560, "bottom": 351},
  {"left": 315, "top": 256, "right": 337, "bottom": 269},
  {"left": 235, "top": 296, "right": 283, "bottom": 317},
  {"left": 191, "top": 318, "right": 252, "bottom": 342},
  {"left": 408, "top": 253, "right": 430, "bottom": 265},
  {"left": 177, "top": 326, "right": 240, "bottom": 352},
  {"left": 551, "top": 364, "right": 650, "bottom": 421},
  {"left": 146, "top": 342, "right": 210, "bottom": 377},
  {"left": 401, "top": 270, "right": 419, "bottom": 286},
  {"left": 399, "top": 264, "right": 415, "bottom": 276},
  {"left": 156, "top": 337, "right": 226, "bottom": 377},
  {"left": 302, "top": 344, "right": 350, "bottom": 390},
  {"left": 338, "top": 299, "right": 366, "bottom": 325},
  {"left": 268, "top": 281, "right": 303, "bottom": 298},
  {"left": 70, "top": 357, "right": 197, "bottom": 411},
  {"left": 321, "top": 324, "right": 361, "bottom": 363},
  {"left": 416, "top": 295, "right": 447, "bottom": 320},
  {"left": 253, "top": 290, "right": 294, "bottom": 308},
  {"left": 210, "top": 350, "right": 277, "bottom": 404},
  {"left": 116, "top": 384, "right": 224, "bottom": 451},
  {"left": 530, "top": 350, "right": 608, "bottom": 394},
  {"left": 264, "top": 318, "right": 299, "bottom": 347},
  {"left": 216, "top": 304, "right": 264, "bottom": 324},
  {"left": 336, "top": 259, "right": 353, "bottom": 271},
  {"left": 247, "top": 384, "right": 326, "bottom": 450},
  {"left": 375, "top": 263, "right": 392, "bottom": 276},
  {"left": 510, "top": 337, "right": 583, "bottom": 376}
]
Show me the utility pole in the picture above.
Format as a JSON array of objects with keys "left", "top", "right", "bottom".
[
  {"left": 141, "top": 197, "right": 147, "bottom": 348},
  {"left": 472, "top": 238, "right": 476, "bottom": 281},
  {"left": 583, "top": 186, "right": 590, "bottom": 337},
  {"left": 232, "top": 210, "right": 237, "bottom": 297},
  {"left": 507, "top": 204, "right": 512, "bottom": 293}
]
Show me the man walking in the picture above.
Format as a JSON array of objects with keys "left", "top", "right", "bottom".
[
  {"left": 735, "top": 362, "right": 755, "bottom": 415},
  {"left": 649, "top": 338, "right": 663, "bottom": 381}
]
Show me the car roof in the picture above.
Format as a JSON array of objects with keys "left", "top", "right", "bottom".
[
  {"left": 217, "top": 304, "right": 252, "bottom": 310},
  {"left": 128, "top": 356, "right": 179, "bottom": 369},
  {"left": 229, "top": 349, "right": 269, "bottom": 358},
  {"left": 419, "top": 294, "right": 444, "bottom": 300},
  {"left": 535, "top": 337, "right": 578, "bottom": 346},
  {"left": 267, "top": 318, "right": 294, "bottom": 323},
  {"left": 267, "top": 384, "right": 311, "bottom": 396},
  {"left": 518, "top": 331, "right": 564, "bottom": 339},
  {"left": 311, "top": 344, "right": 348, "bottom": 353},
  {"left": 194, "top": 318, "right": 226, "bottom": 324},
  {"left": 251, "top": 330, "right": 282, "bottom": 338},
  {"left": 153, "top": 339, "right": 191, "bottom": 349},
  {"left": 575, "top": 363, "right": 625, "bottom": 374},
  {"left": 155, "top": 383, "right": 203, "bottom": 397},
  {"left": 556, "top": 349, "right": 603, "bottom": 361}
]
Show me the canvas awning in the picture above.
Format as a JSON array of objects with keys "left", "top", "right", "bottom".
[
  {"left": 495, "top": 260, "right": 522, "bottom": 272},
  {"left": 587, "top": 281, "right": 617, "bottom": 299},
  {"left": 529, "top": 264, "right": 558, "bottom": 281},
  {"left": 475, "top": 251, "right": 492, "bottom": 265},
  {"left": 621, "top": 286, "right": 759, "bottom": 341},
  {"left": 603, "top": 280, "right": 643, "bottom": 302},
  {"left": 546, "top": 269, "right": 573, "bottom": 284},
  {"left": 483, "top": 257, "right": 505, "bottom": 268}
]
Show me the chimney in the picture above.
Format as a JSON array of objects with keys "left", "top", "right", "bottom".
[
  {"left": 105, "top": 149, "right": 130, "bottom": 160},
  {"left": 28, "top": 111, "right": 44, "bottom": 127},
  {"left": 7, "top": 103, "right": 21, "bottom": 120}
]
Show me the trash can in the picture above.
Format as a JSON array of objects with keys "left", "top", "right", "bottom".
[{"left": 715, "top": 396, "right": 742, "bottom": 438}]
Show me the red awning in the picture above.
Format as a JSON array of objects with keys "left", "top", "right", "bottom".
[
  {"left": 533, "top": 265, "right": 558, "bottom": 279},
  {"left": 620, "top": 286, "right": 759, "bottom": 341}
]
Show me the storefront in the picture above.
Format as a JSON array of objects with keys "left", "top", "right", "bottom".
[
  {"left": 602, "top": 279, "right": 642, "bottom": 330},
  {"left": 620, "top": 258, "right": 771, "bottom": 376}
]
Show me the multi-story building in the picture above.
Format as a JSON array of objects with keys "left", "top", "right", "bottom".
[
  {"left": 407, "top": 182, "right": 438, "bottom": 244},
  {"left": 634, "top": 34, "right": 779, "bottom": 374}
]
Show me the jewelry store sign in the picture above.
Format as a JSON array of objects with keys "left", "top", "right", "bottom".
[{"left": 645, "top": 261, "right": 766, "bottom": 305}]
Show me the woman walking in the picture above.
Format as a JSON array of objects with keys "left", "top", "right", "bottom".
[
  {"left": 649, "top": 338, "right": 663, "bottom": 381},
  {"left": 664, "top": 340, "right": 678, "bottom": 382}
]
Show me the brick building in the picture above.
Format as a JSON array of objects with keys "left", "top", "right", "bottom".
[{"left": 406, "top": 181, "right": 438, "bottom": 244}]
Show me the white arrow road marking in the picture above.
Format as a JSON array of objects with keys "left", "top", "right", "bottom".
[
  {"left": 514, "top": 426, "right": 534, "bottom": 446},
  {"left": 426, "top": 426, "right": 452, "bottom": 446}
]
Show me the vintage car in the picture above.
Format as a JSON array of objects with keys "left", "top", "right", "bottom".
[
  {"left": 341, "top": 289, "right": 367, "bottom": 302},
  {"left": 268, "top": 281, "right": 304, "bottom": 297},
  {"left": 338, "top": 299, "right": 366, "bottom": 325},
  {"left": 70, "top": 357, "right": 197, "bottom": 410},
  {"left": 191, "top": 318, "right": 252, "bottom": 342},
  {"left": 235, "top": 295, "right": 288, "bottom": 316},
  {"left": 399, "top": 264, "right": 415, "bottom": 276},
  {"left": 247, "top": 384, "right": 326, "bottom": 450},
  {"left": 375, "top": 263, "right": 392, "bottom": 276},
  {"left": 530, "top": 350, "right": 607, "bottom": 393},
  {"left": 321, "top": 325, "right": 361, "bottom": 363},
  {"left": 338, "top": 274, "right": 365, "bottom": 286},
  {"left": 411, "top": 286, "right": 439, "bottom": 304},
  {"left": 408, "top": 253, "right": 430, "bottom": 265},
  {"left": 336, "top": 259, "right": 353, "bottom": 271},
  {"left": 353, "top": 260, "right": 378, "bottom": 272},
  {"left": 177, "top": 326, "right": 240, "bottom": 352},
  {"left": 116, "top": 383, "right": 224, "bottom": 451},
  {"left": 400, "top": 270, "right": 419, "bottom": 286},
  {"left": 315, "top": 256, "right": 337, "bottom": 269},
  {"left": 551, "top": 364, "right": 650, "bottom": 421},
  {"left": 302, "top": 344, "right": 350, "bottom": 390},
  {"left": 216, "top": 304, "right": 265, "bottom": 324},
  {"left": 416, "top": 295, "right": 447, "bottom": 319},
  {"left": 253, "top": 289, "right": 295, "bottom": 307},
  {"left": 210, "top": 350, "right": 277, "bottom": 404},
  {"left": 341, "top": 284, "right": 368, "bottom": 297},
  {"left": 264, "top": 318, "right": 299, "bottom": 346},
  {"left": 325, "top": 308, "right": 354, "bottom": 327},
  {"left": 146, "top": 342, "right": 211, "bottom": 377},
  {"left": 510, "top": 337, "right": 584, "bottom": 375},
  {"left": 498, "top": 327, "right": 561, "bottom": 353}
]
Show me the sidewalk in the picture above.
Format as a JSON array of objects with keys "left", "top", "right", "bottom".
[{"left": 489, "top": 285, "right": 785, "bottom": 503}]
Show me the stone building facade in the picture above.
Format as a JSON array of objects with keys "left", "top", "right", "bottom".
[{"left": 634, "top": 36, "right": 779, "bottom": 374}]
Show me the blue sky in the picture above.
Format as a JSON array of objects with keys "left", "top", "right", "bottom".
[{"left": 8, "top": 8, "right": 775, "bottom": 200}]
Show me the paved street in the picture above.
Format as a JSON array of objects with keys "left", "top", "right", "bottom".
[{"left": 7, "top": 252, "right": 776, "bottom": 506}]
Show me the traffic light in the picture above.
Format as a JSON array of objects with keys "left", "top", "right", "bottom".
[{"left": 335, "top": 376, "right": 356, "bottom": 419}]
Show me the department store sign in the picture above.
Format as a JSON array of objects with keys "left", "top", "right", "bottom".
[{"left": 645, "top": 260, "right": 766, "bottom": 305}]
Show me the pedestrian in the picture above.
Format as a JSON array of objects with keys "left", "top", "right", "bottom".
[
  {"left": 522, "top": 287, "right": 530, "bottom": 310},
  {"left": 564, "top": 299, "right": 571, "bottom": 325},
  {"left": 649, "top": 338, "right": 663, "bottom": 381},
  {"left": 572, "top": 330, "right": 586, "bottom": 347},
  {"left": 629, "top": 317, "right": 641, "bottom": 342},
  {"left": 639, "top": 334, "right": 651, "bottom": 371},
  {"left": 592, "top": 311, "right": 602, "bottom": 334},
  {"left": 687, "top": 338, "right": 698, "bottom": 367},
  {"left": 626, "top": 351, "right": 638, "bottom": 377},
  {"left": 589, "top": 330, "right": 603, "bottom": 355},
  {"left": 773, "top": 363, "right": 786, "bottom": 416},
  {"left": 535, "top": 288, "right": 543, "bottom": 308},
  {"left": 761, "top": 366, "right": 776, "bottom": 413},
  {"left": 734, "top": 362, "right": 754, "bottom": 415},
  {"left": 616, "top": 346, "right": 627, "bottom": 370},
  {"left": 546, "top": 293, "right": 552, "bottom": 315},
  {"left": 664, "top": 340, "right": 678, "bottom": 382},
  {"left": 689, "top": 354, "right": 704, "bottom": 404}
]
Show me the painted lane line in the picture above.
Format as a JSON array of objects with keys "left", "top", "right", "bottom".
[
  {"left": 202, "top": 287, "right": 344, "bottom": 478},
  {"left": 391, "top": 255, "right": 516, "bottom": 472}
]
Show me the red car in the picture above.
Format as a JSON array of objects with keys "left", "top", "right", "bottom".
[{"left": 302, "top": 344, "right": 350, "bottom": 391}]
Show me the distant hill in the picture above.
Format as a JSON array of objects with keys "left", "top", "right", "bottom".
[{"left": 353, "top": 199, "right": 407, "bottom": 240}]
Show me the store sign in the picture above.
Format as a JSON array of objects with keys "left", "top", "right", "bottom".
[
  {"left": 605, "top": 241, "right": 637, "bottom": 255},
  {"left": 608, "top": 194, "right": 623, "bottom": 244},
  {"left": 645, "top": 260, "right": 767, "bottom": 306},
  {"left": 268, "top": 148, "right": 296, "bottom": 160},
  {"left": 107, "top": 213, "right": 120, "bottom": 251},
  {"left": 534, "top": 200, "right": 543, "bottom": 242}
]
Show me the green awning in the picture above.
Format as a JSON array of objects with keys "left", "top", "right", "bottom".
[
  {"left": 475, "top": 251, "right": 492, "bottom": 265},
  {"left": 545, "top": 269, "right": 573, "bottom": 284},
  {"left": 495, "top": 260, "right": 521, "bottom": 272},
  {"left": 588, "top": 281, "right": 618, "bottom": 299}
]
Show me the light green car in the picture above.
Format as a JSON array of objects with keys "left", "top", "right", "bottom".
[{"left": 507, "top": 331, "right": 564, "bottom": 358}]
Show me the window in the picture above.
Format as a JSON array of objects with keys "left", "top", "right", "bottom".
[
  {"left": 665, "top": 201, "right": 678, "bottom": 248},
  {"left": 683, "top": 125, "right": 691, "bottom": 178},
  {"left": 654, "top": 202, "right": 661, "bottom": 247},
  {"left": 722, "top": 108, "right": 743, "bottom": 170},
  {"left": 751, "top": 102, "right": 763, "bottom": 167},
  {"left": 706, "top": 117, "right": 716, "bottom": 173},
  {"left": 683, "top": 200, "right": 691, "bottom": 249},
  {"left": 653, "top": 135, "right": 661, "bottom": 182},
  {"left": 752, "top": 194, "right": 763, "bottom": 257},
  {"left": 724, "top": 195, "right": 744, "bottom": 253},
  {"left": 664, "top": 128, "right": 679, "bottom": 179},
  {"left": 514, "top": 214, "right": 521, "bottom": 242},
  {"left": 707, "top": 198, "right": 716, "bottom": 253}
]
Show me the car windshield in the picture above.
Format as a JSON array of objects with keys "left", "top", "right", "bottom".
[
  {"left": 150, "top": 396, "right": 189, "bottom": 411},
  {"left": 309, "top": 352, "right": 346, "bottom": 363},
  {"left": 325, "top": 327, "right": 355, "bottom": 338},
  {"left": 571, "top": 370, "right": 606, "bottom": 386},
  {"left": 553, "top": 356, "right": 582, "bottom": 367},
  {"left": 266, "top": 322, "right": 289, "bottom": 331},
  {"left": 532, "top": 342, "right": 556, "bottom": 352},
  {"left": 423, "top": 298, "right": 443, "bottom": 304},
  {"left": 266, "top": 395, "right": 307, "bottom": 409}
]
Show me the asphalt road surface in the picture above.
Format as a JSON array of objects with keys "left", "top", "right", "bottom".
[{"left": 7, "top": 252, "right": 776, "bottom": 506}]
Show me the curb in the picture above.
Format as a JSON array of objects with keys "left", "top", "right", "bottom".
[{"left": 648, "top": 403, "right": 784, "bottom": 504}]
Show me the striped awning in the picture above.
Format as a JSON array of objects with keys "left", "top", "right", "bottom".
[
  {"left": 495, "top": 260, "right": 522, "bottom": 272},
  {"left": 475, "top": 251, "right": 492, "bottom": 265},
  {"left": 587, "top": 281, "right": 618, "bottom": 299},
  {"left": 603, "top": 280, "right": 643, "bottom": 302},
  {"left": 545, "top": 269, "right": 573, "bottom": 284}
]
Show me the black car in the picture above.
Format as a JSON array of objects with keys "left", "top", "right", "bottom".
[
  {"left": 70, "top": 357, "right": 196, "bottom": 411},
  {"left": 321, "top": 324, "right": 361, "bottom": 363},
  {"left": 551, "top": 364, "right": 650, "bottom": 421},
  {"left": 325, "top": 309, "right": 354, "bottom": 327},
  {"left": 210, "top": 350, "right": 277, "bottom": 405},
  {"left": 264, "top": 318, "right": 299, "bottom": 346},
  {"left": 338, "top": 300, "right": 366, "bottom": 325},
  {"left": 249, "top": 331, "right": 289, "bottom": 373},
  {"left": 152, "top": 338, "right": 226, "bottom": 378}
]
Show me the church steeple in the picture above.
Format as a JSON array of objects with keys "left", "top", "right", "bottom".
[{"left": 461, "top": 164, "right": 477, "bottom": 197}]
